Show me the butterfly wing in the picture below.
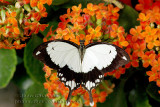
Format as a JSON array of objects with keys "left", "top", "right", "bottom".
[
  {"left": 33, "top": 40, "right": 82, "bottom": 105},
  {"left": 33, "top": 40, "right": 81, "bottom": 71},
  {"left": 83, "top": 42, "right": 130, "bottom": 73},
  {"left": 81, "top": 42, "right": 130, "bottom": 106}
]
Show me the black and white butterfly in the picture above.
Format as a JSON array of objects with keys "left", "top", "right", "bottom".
[{"left": 33, "top": 40, "right": 130, "bottom": 106}]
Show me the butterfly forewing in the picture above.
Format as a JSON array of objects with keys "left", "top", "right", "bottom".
[
  {"left": 82, "top": 44, "right": 117, "bottom": 73},
  {"left": 33, "top": 40, "right": 81, "bottom": 71},
  {"left": 84, "top": 42, "right": 130, "bottom": 73}
]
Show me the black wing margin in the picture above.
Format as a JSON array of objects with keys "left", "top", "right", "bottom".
[
  {"left": 105, "top": 44, "right": 130, "bottom": 72},
  {"left": 33, "top": 41, "right": 59, "bottom": 69}
]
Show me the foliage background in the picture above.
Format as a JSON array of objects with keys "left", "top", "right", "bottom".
[{"left": 0, "top": 0, "right": 160, "bottom": 107}]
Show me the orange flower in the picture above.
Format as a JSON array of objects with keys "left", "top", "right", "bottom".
[
  {"left": 72, "top": 4, "right": 82, "bottom": 13},
  {"left": 151, "top": 57, "right": 160, "bottom": 72},
  {"left": 63, "top": 28, "right": 75, "bottom": 40},
  {"left": 47, "top": 0, "right": 52, "bottom": 5},
  {"left": 135, "top": 0, "right": 153, "bottom": 12},
  {"left": 71, "top": 14, "right": 83, "bottom": 24},
  {"left": 142, "top": 53, "right": 156, "bottom": 68},
  {"left": 137, "top": 13, "right": 150, "bottom": 27},
  {"left": 142, "top": 26, "right": 159, "bottom": 49},
  {"left": 71, "top": 22, "right": 85, "bottom": 32},
  {"left": 130, "top": 26, "right": 143, "bottom": 42},
  {"left": 132, "top": 41, "right": 146, "bottom": 57},
  {"left": 110, "top": 24, "right": 124, "bottom": 38},
  {"left": 43, "top": 65, "right": 52, "bottom": 78},
  {"left": 55, "top": 28, "right": 68, "bottom": 39},
  {"left": 146, "top": 70, "right": 158, "bottom": 82},
  {"left": 88, "top": 26, "right": 102, "bottom": 39},
  {"left": 14, "top": 27, "right": 20, "bottom": 34},
  {"left": 58, "top": 16, "right": 70, "bottom": 30},
  {"left": 96, "top": 10, "right": 107, "bottom": 19},
  {"left": 107, "top": 4, "right": 120, "bottom": 21},
  {"left": 108, "top": 4, "right": 120, "bottom": 16},
  {"left": 30, "top": 0, "right": 38, "bottom": 7},
  {"left": 130, "top": 55, "right": 139, "bottom": 67},
  {"left": 83, "top": 3, "right": 98, "bottom": 16}
]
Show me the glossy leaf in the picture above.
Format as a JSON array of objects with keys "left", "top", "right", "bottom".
[
  {"left": 52, "top": 0, "right": 69, "bottom": 5},
  {"left": 0, "top": 49, "right": 17, "bottom": 88},
  {"left": 97, "top": 79, "right": 127, "bottom": 107},
  {"left": 118, "top": 5, "right": 139, "bottom": 32},
  {"left": 147, "top": 82, "right": 160, "bottom": 102},
  {"left": 24, "top": 35, "right": 45, "bottom": 84},
  {"left": 128, "top": 83, "right": 151, "bottom": 107}
]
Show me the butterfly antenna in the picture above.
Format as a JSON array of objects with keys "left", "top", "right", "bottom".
[{"left": 66, "top": 89, "right": 74, "bottom": 106}]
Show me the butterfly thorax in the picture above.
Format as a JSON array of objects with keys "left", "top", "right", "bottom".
[{"left": 79, "top": 40, "right": 85, "bottom": 63}]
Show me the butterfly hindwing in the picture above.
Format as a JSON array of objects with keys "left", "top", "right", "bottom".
[{"left": 81, "top": 68, "right": 104, "bottom": 106}]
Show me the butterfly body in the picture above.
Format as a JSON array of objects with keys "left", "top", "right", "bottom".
[{"left": 33, "top": 40, "right": 130, "bottom": 106}]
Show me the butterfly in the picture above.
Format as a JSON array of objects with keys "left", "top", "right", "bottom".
[{"left": 33, "top": 40, "right": 130, "bottom": 106}]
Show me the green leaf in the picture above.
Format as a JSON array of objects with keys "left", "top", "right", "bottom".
[
  {"left": 0, "top": 49, "right": 17, "bottom": 88},
  {"left": 147, "top": 82, "right": 160, "bottom": 102},
  {"left": 97, "top": 79, "right": 127, "bottom": 107},
  {"left": 23, "top": 83, "right": 53, "bottom": 107},
  {"left": 118, "top": 5, "right": 139, "bottom": 32},
  {"left": 129, "top": 89, "right": 151, "bottom": 107},
  {"left": 128, "top": 82, "right": 151, "bottom": 107},
  {"left": 24, "top": 35, "right": 45, "bottom": 84},
  {"left": 52, "top": 0, "right": 70, "bottom": 5}
]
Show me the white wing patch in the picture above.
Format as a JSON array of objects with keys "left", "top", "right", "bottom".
[
  {"left": 46, "top": 42, "right": 81, "bottom": 73},
  {"left": 122, "top": 56, "right": 127, "bottom": 60},
  {"left": 82, "top": 44, "right": 117, "bottom": 73},
  {"left": 36, "top": 51, "right": 41, "bottom": 55}
]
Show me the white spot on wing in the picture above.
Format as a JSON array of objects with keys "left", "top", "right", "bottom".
[
  {"left": 93, "top": 83, "right": 95, "bottom": 87},
  {"left": 122, "top": 56, "right": 127, "bottom": 60},
  {"left": 66, "top": 81, "right": 69, "bottom": 85},
  {"left": 69, "top": 81, "right": 71, "bottom": 87},
  {"left": 71, "top": 80, "right": 75, "bottom": 90},
  {"left": 86, "top": 81, "right": 90, "bottom": 90},
  {"left": 36, "top": 51, "right": 41, "bottom": 55}
]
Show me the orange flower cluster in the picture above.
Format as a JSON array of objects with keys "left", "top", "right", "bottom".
[
  {"left": 0, "top": 6, "right": 26, "bottom": 49},
  {"left": 0, "top": 0, "right": 51, "bottom": 49},
  {"left": 43, "top": 65, "right": 115, "bottom": 107},
  {"left": 135, "top": 0, "right": 160, "bottom": 12},
  {"left": 128, "top": 0, "right": 160, "bottom": 93},
  {"left": 44, "top": 3, "right": 129, "bottom": 106}
]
